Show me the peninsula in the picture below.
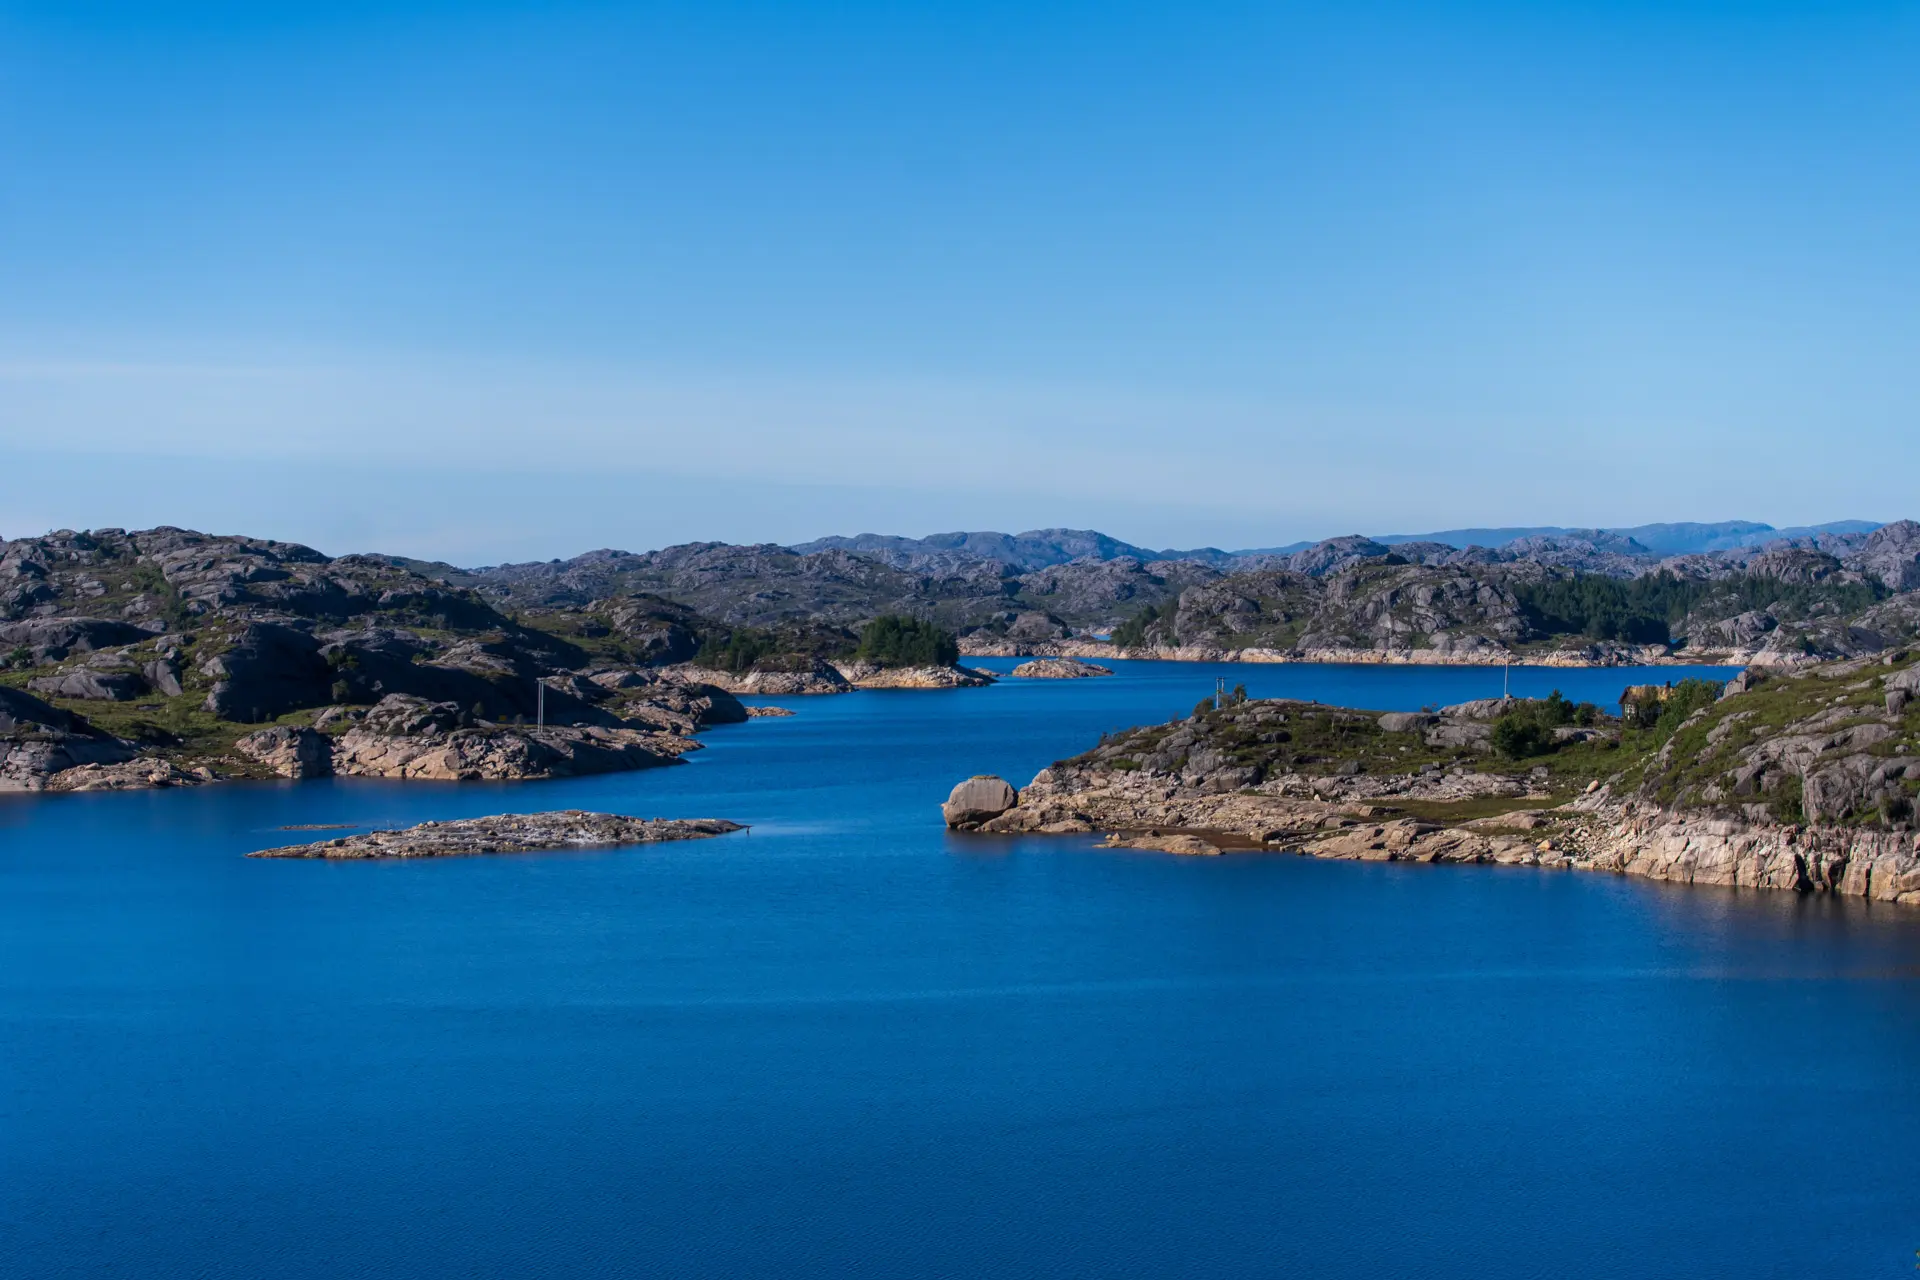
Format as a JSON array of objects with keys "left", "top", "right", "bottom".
[{"left": 945, "top": 653, "right": 1920, "bottom": 905}]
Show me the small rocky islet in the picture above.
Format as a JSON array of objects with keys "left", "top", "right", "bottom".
[
  {"left": 250, "top": 810, "right": 745, "bottom": 860},
  {"left": 1008, "top": 658, "right": 1112, "bottom": 679},
  {"left": 943, "top": 651, "right": 1920, "bottom": 905}
]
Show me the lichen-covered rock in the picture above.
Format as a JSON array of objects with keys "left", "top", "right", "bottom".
[{"left": 249, "top": 810, "right": 744, "bottom": 859}]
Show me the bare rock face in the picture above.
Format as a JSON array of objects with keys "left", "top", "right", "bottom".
[
  {"left": 203, "top": 623, "right": 332, "bottom": 722},
  {"left": 942, "top": 775, "right": 1018, "bottom": 828},
  {"left": 331, "top": 693, "right": 691, "bottom": 781},
  {"left": 833, "top": 662, "right": 996, "bottom": 689},
  {"left": 0, "top": 687, "right": 138, "bottom": 791},
  {"left": 249, "top": 810, "right": 745, "bottom": 859},
  {"left": 28, "top": 666, "right": 148, "bottom": 701},
  {"left": 46, "top": 759, "right": 208, "bottom": 791},
  {"left": 1844, "top": 519, "right": 1920, "bottom": 591},
  {"left": 586, "top": 669, "right": 749, "bottom": 728},
  {"left": 0, "top": 616, "right": 151, "bottom": 663},
  {"left": 236, "top": 725, "right": 335, "bottom": 779},
  {"left": 1009, "top": 658, "right": 1112, "bottom": 679},
  {"left": 663, "top": 660, "right": 854, "bottom": 696}
]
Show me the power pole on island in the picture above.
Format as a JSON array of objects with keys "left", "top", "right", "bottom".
[{"left": 537, "top": 680, "right": 545, "bottom": 729}]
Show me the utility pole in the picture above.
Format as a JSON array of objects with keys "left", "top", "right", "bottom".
[{"left": 537, "top": 680, "right": 545, "bottom": 729}]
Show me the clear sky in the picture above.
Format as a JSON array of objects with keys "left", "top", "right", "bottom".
[{"left": 2, "top": 1, "right": 1914, "bottom": 563}]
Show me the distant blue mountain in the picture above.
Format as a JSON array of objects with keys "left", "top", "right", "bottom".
[
  {"left": 1372, "top": 520, "right": 1880, "bottom": 556},
  {"left": 791, "top": 520, "right": 1883, "bottom": 570}
]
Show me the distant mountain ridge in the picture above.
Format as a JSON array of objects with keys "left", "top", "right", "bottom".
[
  {"left": 1372, "top": 520, "right": 1881, "bottom": 557},
  {"left": 791, "top": 519, "right": 1881, "bottom": 569}
]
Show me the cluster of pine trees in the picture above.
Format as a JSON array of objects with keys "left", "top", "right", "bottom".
[{"left": 1514, "top": 572, "right": 1884, "bottom": 645}]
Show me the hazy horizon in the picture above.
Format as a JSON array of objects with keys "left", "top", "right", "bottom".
[{"left": 0, "top": 495, "right": 1888, "bottom": 567}]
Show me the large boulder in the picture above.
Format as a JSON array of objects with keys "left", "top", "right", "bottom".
[
  {"left": 942, "top": 775, "right": 1018, "bottom": 828},
  {"left": 143, "top": 657, "right": 185, "bottom": 697}
]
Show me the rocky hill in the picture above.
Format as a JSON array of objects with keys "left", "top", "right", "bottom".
[
  {"left": 0, "top": 527, "right": 773, "bottom": 790},
  {"left": 380, "top": 520, "right": 1920, "bottom": 666},
  {"left": 948, "top": 653, "right": 1920, "bottom": 904},
  {"left": 7, "top": 519, "right": 1920, "bottom": 794}
]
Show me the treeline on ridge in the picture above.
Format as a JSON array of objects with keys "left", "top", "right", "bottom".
[{"left": 1512, "top": 573, "right": 1887, "bottom": 645}]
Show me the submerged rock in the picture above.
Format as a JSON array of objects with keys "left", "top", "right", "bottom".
[{"left": 249, "top": 810, "right": 745, "bottom": 859}]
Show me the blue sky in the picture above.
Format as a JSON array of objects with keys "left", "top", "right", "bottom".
[{"left": 1, "top": 1, "right": 1914, "bottom": 562}]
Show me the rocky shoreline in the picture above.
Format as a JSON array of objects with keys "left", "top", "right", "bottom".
[
  {"left": 662, "top": 660, "right": 995, "bottom": 694},
  {"left": 941, "top": 656, "right": 1920, "bottom": 906},
  {"left": 959, "top": 636, "right": 1771, "bottom": 669},
  {"left": 249, "top": 810, "right": 745, "bottom": 859},
  {"left": 950, "top": 769, "right": 1920, "bottom": 905}
]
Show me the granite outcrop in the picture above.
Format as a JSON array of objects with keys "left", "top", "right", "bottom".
[{"left": 250, "top": 810, "right": 745, "bottom": 859}]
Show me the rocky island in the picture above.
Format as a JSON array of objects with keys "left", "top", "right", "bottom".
[
  {"left": 944, "top": 652, "right": 1920, "bottom": 905},
  {"left": 1008, "top": 658, "right": 1112, "bottom": 679},
  {"left": 249, "top": 810, "right": 745, "bottom": 859}
]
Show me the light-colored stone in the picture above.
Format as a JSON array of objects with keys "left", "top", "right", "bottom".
[
  {"left": 250, "top": 810, "right": 744, "bottom": 859},
  {"left": 942, "top": 775, "right": 1018, "bottom": 827},
  {"left": 236, "top": 725, "right": 334, "bottom": 779},
  {"left": 1008, "top": 658, "right": 1113, "bottom": 679}
]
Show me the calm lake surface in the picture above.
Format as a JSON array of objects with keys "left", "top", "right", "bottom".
[{"left": 5, "top": 660, "right": 1917, "bottom": 1279}]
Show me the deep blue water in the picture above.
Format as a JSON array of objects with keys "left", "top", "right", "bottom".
[{"left": 5, "top": 660, "right": 1918, "bottom": 1279}]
